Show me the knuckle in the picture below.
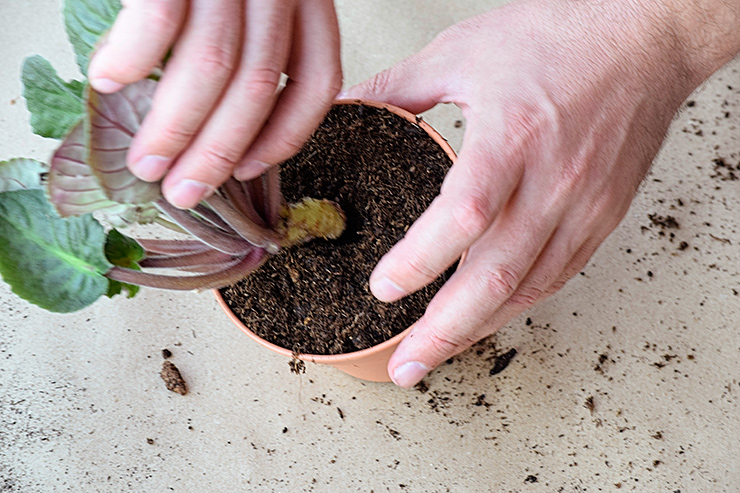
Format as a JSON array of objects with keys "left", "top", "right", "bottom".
[
  {"left": 158, "top": 125, "right": 198, "bottom": 148},
  {"left": 198, "top": 145, "right": 242, "bottom": 176},
  {"left": 404, "top": 251, "right": 440, "bottom": 283},
  {"left": 476, "top": 266, "right": 520, "bottom": 301},
  {"left": 507, "top": 285, "right": 545, "bottom": 307},
  {"left": 269, "top": 133, "right": 304, "bottom": 157},
  {"left": 501, "top": 100, "right": 559, "bottom": 152},
  {"left": 195, "top": 43, "right": 237, "bottom": 78},
  {"left": 366, "top": 69, "right": 395, "bottom": 97},
  {"left": 450, "top": 193, "right": 493, "bottom": 240},
  {"left": 142, "top": 0, "right": 182, "bottom": 34},
  {"left": 244, "top": 66, "right": 283, "bottom": 100},
  {"left": 425, "top": 329, "right": 467, "bottom": 359}
]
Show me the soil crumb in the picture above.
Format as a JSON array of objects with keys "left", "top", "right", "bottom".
[
  {"left": 161, "top": 361, "right": 188, "bottom": 395},
  {"left": 489, "top": 348, "right": 518, "bottom": 376}
]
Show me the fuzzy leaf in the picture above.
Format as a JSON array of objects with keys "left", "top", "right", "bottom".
[
  {"left": 0, "top": 189, "right": 112, "bottom": 313},
  {"left": 87, "top": 80, "right": 161, "bottom": 204},
  {"left": 0, "top": 158, "right": 46, "bottom": 192},
  {"left": 21, "top": 55, "right": 85, "bottom": 139},
  {"left": 104, "top": 229, "right": 144, "bottom": 298},
  {"left": 48, "top": 122, "right": 159, "bottom": 227},
  {"left": 63, "top": 0, "right": 122, "bottom": 74}
]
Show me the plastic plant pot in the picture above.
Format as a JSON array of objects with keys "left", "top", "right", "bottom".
[{"left": 214, "top": 99, "right": 458, "bottom": 382}]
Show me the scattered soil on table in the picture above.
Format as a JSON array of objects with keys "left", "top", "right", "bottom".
[
  {"left": 220, "top": 104, "right": 453, "bottom": 355},
  {"left": 160, "top": 361, "right": 188, "bottom": 395},
  {"left": 648, "top": 213, "right": 680, "bottom": 230}
]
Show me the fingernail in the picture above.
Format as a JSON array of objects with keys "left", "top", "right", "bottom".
[
  {"left": 372, "top": 276, "right": 407, "bottom": 302},
  {"left": 90, "top": 78, "right": 125, "bottom": 94},
  {"left": 235, "top": 160, "right": 271, "bottom": 181},
  {"left": 392, "top": 361, "right": 429, "bottom": 388},
  {"left": 131, "top": 155, "right": 171, "bottom": 182},
  {"left": 336, "top": 90, "right": 349, "bottom": 99},
  {"left": 166, "top": 179, "right": 214, "bottom": 209}
]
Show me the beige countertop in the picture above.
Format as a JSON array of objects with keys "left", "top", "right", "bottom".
[{"left": 1, "top": 1, "right": 738, "bottom": 491}]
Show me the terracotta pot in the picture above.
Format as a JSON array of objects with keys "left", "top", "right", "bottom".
[{"left": 214, "top": 98, "right": 458, "bottom": 382}]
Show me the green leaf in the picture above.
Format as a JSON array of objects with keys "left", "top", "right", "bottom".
[
  {"left": 0, "top": 158, "right": 46, "bottom": 192},
  {"left": 0, "top": 189, "right": 112, "bottom": 313},
  {"left": 21, "top": 56, "right": 86, "bottom": 139},
  {"left": 63, "top": 0, "right": 122, "bottom": 75},
  {"left": 48, "top": 121, "right": 159, "bottom": 226},
  {"left": 104, "top": 229, "right": 144, "bottom": 298}
]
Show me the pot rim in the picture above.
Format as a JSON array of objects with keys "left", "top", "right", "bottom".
[{"left": 214, "top": 97, "right": 458, "bottom": 365}]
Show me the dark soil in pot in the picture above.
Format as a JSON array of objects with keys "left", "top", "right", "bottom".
[{"left": 219, "top": 104, "right": 453, "bottom": 355}]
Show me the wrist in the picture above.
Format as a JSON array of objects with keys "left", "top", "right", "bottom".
[{"left": 629, "top": 0, "right": 740, "bottom": 86}]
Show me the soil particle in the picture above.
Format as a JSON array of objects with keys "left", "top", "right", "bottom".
[
  {"left": 414, "top": 380, "right": 429, "bottom": 393},
  {"left": 489, "top": 348, "right": 518, "bottom": 376},
  {"left": 160, "top": 361, "right": 188, "bottom": 395},
  {"left": 710, "top": 157, "right": 740, "bottom": 181},
  {"left": 648, "top": 213, "right": 680, "bottom": 230},
  {"left": 584, "top": 395, "right": 595, "bottom": 414},
  {"left": 161, "top": 348, "right": 172, "bottom": 359},
  {"left": 289, "top": 352, "right": 306, "bottom": 374},
  {"left": 220, "top": 104, "right": 452, "bottom": 355}
]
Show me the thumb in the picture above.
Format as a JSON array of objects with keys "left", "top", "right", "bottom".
[{"left": 342, "top": 50, "right": 452, "bottom": 114}]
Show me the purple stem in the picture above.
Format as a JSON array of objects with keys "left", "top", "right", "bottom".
[
  {"left": 263, "top": 166, "right": 282, "bottom": 229},
  {"left": 138, "top": 239, "right": 211, "bottom": 255},
  {"left": 247, "top": 178, "right": 267, "bottom": 222},
  {"left": 156, "top": 199, "right": 251, "bottom": 255},
  {"left": 106, "top": 248, "right": 266, "bottom": 291},
  {"left": 139, "top": 249, "right": 240, "bottom": 269},
  {"left": 193, "top": 203, "right": 234, "bottom": 232},
  {"left": 222, "top": 178, "right": 266, "bottom": 228},
  {"left": 204, "top": 193, "right": 281, "bottom": 253}
]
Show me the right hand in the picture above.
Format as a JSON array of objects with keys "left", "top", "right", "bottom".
[{"left": 344, "top": 0, "right": 739, "bottom": 388}]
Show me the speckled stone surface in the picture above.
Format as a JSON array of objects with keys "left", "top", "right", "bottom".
[{"left": 1, "top": 1, "right": 739, "bottom": 491}]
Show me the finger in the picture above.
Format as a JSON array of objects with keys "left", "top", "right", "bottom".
[
  {"left": 341, "top": 44, "right": 451, "bottom": 115},
  {"left": 234, "top": 0, "right": 342, "bottom": 181},
  {"left": 369, "top": 125, "right": 523, "bottom": 302},
  {"left": 126, "top": 0, "right": 241, "bottom": 187},
  {"left": 161, "top": 0, "right": 296, "bottom": 208},
  {"left": 387, "top": 181, "right": 564, "bottom": 388},
  {"left": 470, "top": 233, "right": 605, "bottom": 339},
  {"left": 388, "top": 193, "right": 627, "bottom": 388},
  {"left": 89, "top": 0, "right": 187, "bottom": 92}
]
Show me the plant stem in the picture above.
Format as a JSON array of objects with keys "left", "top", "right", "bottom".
[
  {"left": 139, "top": 248, "right": 240, "bottom": 269},
  {"left": 264, "top": 166, "right": 282, "bottom": 229},
  {"left": 155, "top": 199, "right": 251, "bottom": 255},
  {"left": 193, "top": 203, "right": 234, "bottom": 232},
  {"left": 153, "top": 216, "right": 188, "bottom": 234},
  {"left": 222, "top": 178, "right": 266, "bottom": 228},
  {"left": 106, "top": 249, "right": 266, "bottom": 291},
  {"left": 204, "top": 193, "right": 281, "bottom": 253},
  {"left": 137, "top": 239, "right": 212, "bottom": 255}
]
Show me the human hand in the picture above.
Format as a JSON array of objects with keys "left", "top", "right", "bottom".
[
  {"left": 345, "top": 0, "right": 740, "bottom": 387},
  {"left": 88, "top": 0, "right": 342, "bottom": 209}
]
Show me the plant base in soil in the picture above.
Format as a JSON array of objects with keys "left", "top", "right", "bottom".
[{"left": 220, "top": 104, "right": 453, "bottom": 355}]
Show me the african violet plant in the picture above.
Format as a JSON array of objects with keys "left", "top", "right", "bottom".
[{"left": 0, "top": 0, "right": 345, "bottom": 313}]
